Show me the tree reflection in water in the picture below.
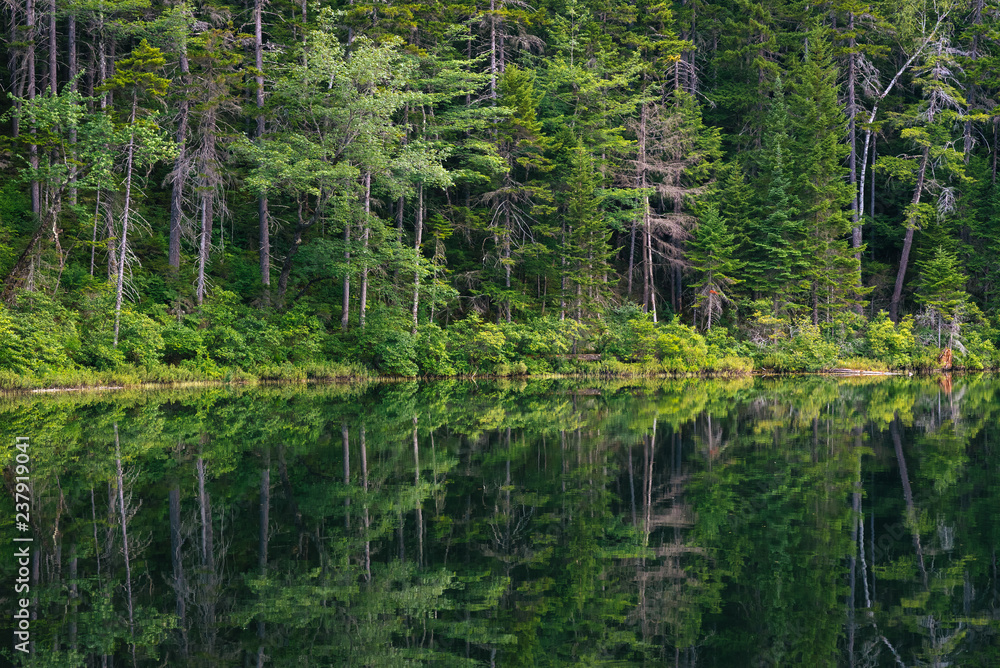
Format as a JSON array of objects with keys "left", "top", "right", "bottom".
[{"left": 0, "top": 376, "right": 998, "bottom": 666}]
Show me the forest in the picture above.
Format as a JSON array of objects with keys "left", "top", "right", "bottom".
[{"left": 1, "top": 0, "right": 1000, "bottom": 381}]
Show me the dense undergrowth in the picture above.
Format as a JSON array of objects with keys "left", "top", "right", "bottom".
[{"left": 1, "top": 290, "right": 995, "bottom": 390}]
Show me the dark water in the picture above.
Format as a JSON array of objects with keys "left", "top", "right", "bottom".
[{"left": 0, "top": 376, "right": 998, "bottom": 666}]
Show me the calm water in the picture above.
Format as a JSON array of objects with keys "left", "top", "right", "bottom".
[{"left": 0, "top": 376, "right": 998, "bottom": 666}]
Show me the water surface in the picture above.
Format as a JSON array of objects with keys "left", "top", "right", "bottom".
[{"left": 0, "top": 376, "right": 998, "bottom": 666}]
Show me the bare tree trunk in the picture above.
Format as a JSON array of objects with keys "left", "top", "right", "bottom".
[
  {"left": 27, "top": 0, "right": 39, "bottom": 218},
  {"left": 196, "top": 194, "right": 212, "bottom": 305},
  {"left": 889, "top": 147, "right": 929, "bottom": 322},
  {"left": 169, "top": 36, "right": 190, "bottom": 271},
  {"left": 559, "top": 219, "right": 566, "bottom": 320},
  {"left": 411, "top": 183, "right": 424, "bottom": 335},
  {"left": 360, "top": 172, "right": 370, "bottom": 329},
  {"left": 489, "top": 0, "right": 497, "bottom": 101},
  {"left": 639, "top": 103, "right": 650, "bottom": 312},
  {"left": 68, "top": 13, "right": 78, "bottom": 205},
  {"left": 646, "top": 203, "right": 656, "bottom": 322},
  {"left": 341, "top": 220, "right": 351, "bottom": 331},
  {"left": 627, "top": 216, "right": 637, "bottom": 298},
  {"left": 113, "top": 94, "right": 139, "bottom": 347},
  {"left": 847, "top": 13, "right": 864, "bottom": 317},
  {"left": 47, "top": 0, "right": 55, "bottom": 94},
  {"left": 256, "top": 0, "right": 270, "bottom": 293},
  {"left": 503, "top": 196, "right": 512, "bottom": 322}
]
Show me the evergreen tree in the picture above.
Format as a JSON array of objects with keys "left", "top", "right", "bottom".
[
  {"left": 562, "top": 143, "right": 614, "bottom": 321},
  {"left": 744, "top": 76, "right": 803, "bottom": 316},
  {"left": 688, "top": 203, "right": 744, "bottom": 330},
  {"left": 916, "top": 245, "right": 968, "bottom": 347},
  {"left": 788, "top": 30, "right": 863, "bottom": 323},
  {"left": 486, "top": 64, "right": 552, "bottom": 322}
]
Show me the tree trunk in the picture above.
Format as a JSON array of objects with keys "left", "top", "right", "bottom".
[
  {"left": 341, "top": 220, "right": 350, "bottom": 331},
  {"left": 196, "top": 193, "right": 213, "bottom": 305},
  {"left": 256, "top": 0, "right": 270, "bottom": 292},
  {"left": 47, "top": 0, "right": 55, "bottom": 94},
  {"left": 489, "top": 0, "right": 497, "bottom": 101},
  {"left": 639, "top": 103, "right": 650, "bottom": 312},
  {"left": 27, "top": 0, "right": 39, "bottom": 218},
  {"left": 889, "top": 147, "right": 929, "bottom": 322},
  {"left": 411, "top": 182, "right": 424, "bottom": 335},
  {"left": 360, "top": 172, "right": 370, "bottom": 329},
  {"left": 113, "top": 94, "right": 139, "bottom": 346},
  {"left": 68, "top": 13, "right": 78, "bottom": 205},
  {"left": 169, "top": 40, "right": 190, "bottom": 270}
]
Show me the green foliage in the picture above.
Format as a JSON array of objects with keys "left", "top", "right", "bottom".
[
  {"left": 415, "top": 323, "right": 456, "bottom": 376},
  {"left": 761, "top": 320, "right": 839, "bottom": 372},
  {"left": 866, "top": 311, "right": 917, "bottom": 368},
  {"left": 357, "top": 310, "right": 420, "bottom": 376},
  {"left": 447, "top": 314, "right": 510, "bottom": 374},
  {"left": 0, "top": 293, "right": 79, "bottom": 374}
]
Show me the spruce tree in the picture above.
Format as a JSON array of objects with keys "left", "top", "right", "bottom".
[
  {"left": 916, "top": 246, "right": 968, "bottom": 347},
  {"left": 745, "top": 76, "right": 803, "bottom": 317},
  {"left": 562, "top": 144, "right": 614, "bottom": 321},
  {"left": 688, "top": 203, "right": 744, "bottom": 330},
  {"left": 788, "top": 30, "right": 863, "bottom": 323}
]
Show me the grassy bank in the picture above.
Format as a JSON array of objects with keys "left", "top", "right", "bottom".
[{"left": 1, "top": 293, "right": 994, "bottom": 391}]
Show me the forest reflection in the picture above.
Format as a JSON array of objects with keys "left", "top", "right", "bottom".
[{"left": 0, "top": 376, "right": 998, "bottom": 666}]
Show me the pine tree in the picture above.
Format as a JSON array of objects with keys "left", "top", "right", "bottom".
[
  {"left": 916, "top": 246, "right": 968, "bottom": 347},
  {"left": 744, "top": 76, "right": 803, "bottom": 317},
  {"left": 486, "top": 64, "right": 552, "bottom": 322},
  {"left": 688, "top": 203, "right": 744, "bottom": 330},
  {"left": 562, "top": 143, "right": 615, "bottom": 321},
  {"left": 788, "top": 30, "right": 863, "bottom": 323}
]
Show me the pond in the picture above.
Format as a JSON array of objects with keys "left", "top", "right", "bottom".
[{"left": 0, "top": 375, "right": 998, "bottom": 666}]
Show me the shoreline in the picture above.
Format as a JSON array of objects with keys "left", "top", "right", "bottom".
[{"left": 0, "top": 364, "right": 968, "bottom": 396}]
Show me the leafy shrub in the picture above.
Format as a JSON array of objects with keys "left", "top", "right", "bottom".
[
  {"left": 766, "top": 320, "right": 838, "bottom": 372},
  {"left": 356, "top": 310, "right": 419, "bottom": 376},
  {"left": 116, "top": 309, "right": 165, "bottom": 367},
  {"left": 597, "top": 308, "right": 658, "bottom": 363},
  {"left": 161, "top": 320, "right": 205, "bottom": 364},
  {"left": 278, "top": 306, "right": 324, "bottom": 363},
  {"left": 654, "top": 317, "right": 708, "bottom": 371},
  {"left": 448, "top": 314, "right": 509, "bottom": 374},
  {"left": 499, "top": 317, "right": 582, "bottom": 373},
  {"left": 955, "top": 329, "right": 997, "bottom": 370},
  {"left": 4, "top": 292, "right": 80, "bottom": 373},
  {"left": 416, "top": 324, "right": 455, "bottom": 376},
  {"left": 865, "top": 312, "right": 915, "bottom": 368}
]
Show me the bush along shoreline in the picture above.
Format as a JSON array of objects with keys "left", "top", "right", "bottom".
[{"left": 1, "top": 291, "right": 993, "bottom": 391}]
